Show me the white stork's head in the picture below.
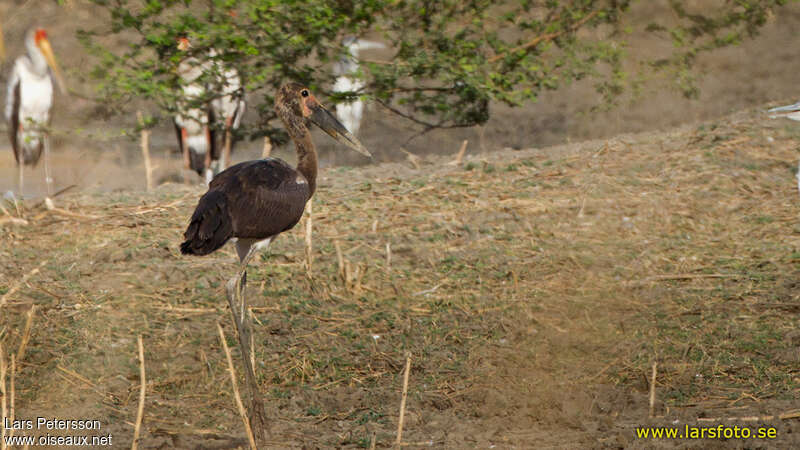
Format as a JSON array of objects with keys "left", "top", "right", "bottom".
[
  {"left": 28, "top": 28, "right": 66, "bottom": 94},
  {"left": 177, "top": 36, "right": 191, "bottom": 52}
]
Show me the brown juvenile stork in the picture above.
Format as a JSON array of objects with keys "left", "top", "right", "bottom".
[{"left": 180, "top": 83, "right": 370, "bottom": 434}]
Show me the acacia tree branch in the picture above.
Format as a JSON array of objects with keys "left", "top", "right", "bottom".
[
  {"left": 374, "top": 99, "right": 477, "bottom": 130},
  {"left": 487, "top": 10, "right": 600, "bottom": 63}
]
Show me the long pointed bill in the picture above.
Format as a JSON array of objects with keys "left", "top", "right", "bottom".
[
  {"left": 768, "top": 102, "right": 800, "bottom": 114},
  {"left": 355, "top": 39, "right": 386, "bottom": 51},
  {"left": 309, "top": 103, "right": 372, "bottom": 158},
  {"left": 38, "top": 37, "right": 67, "bottom": 94},
  {"left": 0, "top": 22, "right": 5, "bottom": 62}
]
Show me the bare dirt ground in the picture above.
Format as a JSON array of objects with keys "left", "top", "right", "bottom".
[
  {"left": 2, "top": 1, "right": 800, "bottom": 449},
  {"left": 2, "top": 106, "right": 800, "bottom": 448}
]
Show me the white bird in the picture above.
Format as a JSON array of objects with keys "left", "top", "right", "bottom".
[
  {"left": 174, "top": 37, "right": 217, "bottom": 185},
  {"left": 5, "top": 27, "right": 66, "bottom": 202},
  {"left": 209, "top": 48, "right": 245, "bottom": 171},
  {"left": 333, "top": 36, "right": 385, "bottom": 137},
  {"left": 767, "top": 102, "right": 800, "bottom": 195},
  {"left": 174, "top": 39, "right": 245, "bottom": 185}
]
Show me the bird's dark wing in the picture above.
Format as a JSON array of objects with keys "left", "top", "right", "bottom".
[
  {"left": 211, "top": 158, "right": 310, "bottom": 239},
  {"left": 9, "top": 79, "right": 20, "bottom": 164}
]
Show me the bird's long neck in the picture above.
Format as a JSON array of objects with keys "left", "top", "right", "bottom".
[
  {"left": 26, "top": 39, "right": 48, "bottom": 75},
  {"left": 289, "top": 122, "right": 317, "bottom": 197}
]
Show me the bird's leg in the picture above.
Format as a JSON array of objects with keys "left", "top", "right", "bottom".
[
  {"left": 18, "top": 163, "right": 24, "bottom": 200},
  {"left": 43, "top": 134, "right": 54, "bottom": 205},
  {"left": 181, "top": 128, "right": 191, "bottom": 184},
  {"left": 224, "top": 246, "right": 268, "bottom": 440},
  {"left": 222, "top": 117, "right": 233, "bottom": 170}
]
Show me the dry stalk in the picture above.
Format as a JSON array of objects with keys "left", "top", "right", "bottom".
[
  {"left": 16, "top": 306, "right": 35, "bottom": 363},
  {"left": 385, "top": 242, "right": 392, "bottom": 272},
  {"left": 344, "top": 260, "right": 354, "bottom": 292},
  {"left": 217, "top": 323, "right": 257, "bottom": 450},
  {"left": 222, "top": 129, "right": 233, "bottom": 170},
  {"left": 8, "top": 355, "right": 14, "bottom": 442},
  {"left": 648, "top": 362, "right": 657, "bottom": 418},
  {"left": 262, "top": 136, "right": 272, "bottom": 158},
  {"left": 335, "top": 240, "right": 345, "bottom": 281},
  {"left": 0, "top": 217, "right": 28, "bottom": 226},
  {"left": 402, "top": 149, "right": 421, "bottom": 169},
  {"left": 395, "top": 352, "right": 412, "bottom": 448},
  {"left": 45, "top": 207, "right": 99, "bottom": 220},
  {"left": 132, "top": 336, "right": 146, "bottom": 450},
  {"left": 697, "top": 410, "right": 800, "bottom": 422},
  {"left": 369, "top": 431, "right": 377, "bottom": 450},
  {"left": 446, "top": 140, "right": 468, "bottom": 166},
  {"left": 137, "top": 111, "right": 154, "bottom": 192},
  {"left": 0, "top": 261, "right": 45, "bottom": 309},
  {"left": 1, "top": 343, "right": 6, "bottom": 450}
]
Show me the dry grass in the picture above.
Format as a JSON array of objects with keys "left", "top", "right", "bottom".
[{"left": 1, "top": 108, "right": 799, "bottom": 447}]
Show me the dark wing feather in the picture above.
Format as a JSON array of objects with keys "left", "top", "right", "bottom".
[
  {"left": 173, "top": 118, "right": 184, "bottom": 156},
  {"left": 181, "top": 158, "right": 310, "bottom": 255},
  {"left": 180, "top": 190, "right": 233, "bottom": 255},
  {"left": 9, "top": 80, "right": 20, "bottom": 164},
  {"left": 212, "top": 158, "right": 310, "bottom": 239}
]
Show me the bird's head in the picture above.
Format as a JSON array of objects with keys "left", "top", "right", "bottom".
[
  {"left": 30, "top": 28, "right": 66, "bottom": 94},
  {"left": 177, "top": 37, "right": 191, "bottom": 51},
  {"left": 275, "top": 83, "right": 371, "bottom": 158}
]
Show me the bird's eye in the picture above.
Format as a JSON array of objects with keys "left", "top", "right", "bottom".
[{"left": 301, "top": 90, "right": 309, "bottom": 97}]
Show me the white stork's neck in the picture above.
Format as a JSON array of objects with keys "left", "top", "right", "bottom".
[{"left": 25, "top": 36, "right": 48, "bottom": 75}]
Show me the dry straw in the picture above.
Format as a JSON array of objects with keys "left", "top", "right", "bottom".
[
  {"left": 16, "top": 306, "right": 35, "bottom": 363},
  {"left": 446, "top": 140, "right": 468, "bottom": 166},
  {"left": 137, "top": 111, "right": 153, "bottom": 192},
  {"left": 648, "top": 362, "right": 657, "bottom": 418},
  {"left": 395, "top": 353, "right": 412, "bottom": 448},
  {"left": 0, "top": 261, "right": 45, "bottom": 309},
  {"left": 131, "top": 335, "right": 146, "bottom": 450},
  {"left": 262, "top": 136, "right": 272, "bottom": 158},
  {"left": 217, "top": 323, "right": 257, "bottom": 450},
  {"left": 1, "top": 343, "right": 7, "bottom": 450}
]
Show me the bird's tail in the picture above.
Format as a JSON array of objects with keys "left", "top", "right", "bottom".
[
  {"left": 189, "top": 149, "right": 206, "bottom": 176},
  {"left": 15, "top": 132, "right": 44, "bottom": 166},
  {"left": 180, "top": 190, "right": 233, "bottom": 255}
]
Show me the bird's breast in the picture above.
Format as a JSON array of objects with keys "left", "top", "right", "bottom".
[{"left": 19, "top": 76, "right": 53, "bottom": 121}]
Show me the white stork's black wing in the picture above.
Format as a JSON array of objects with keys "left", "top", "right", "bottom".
[{"left": 7, "top": 74, "right": 20, "bottom": 163}]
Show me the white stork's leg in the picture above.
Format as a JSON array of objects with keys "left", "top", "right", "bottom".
[
  {"left": 43, "top": 135, "right": 54, "bottom": 203},
  {"left": 222, "top": 117, "right": 234, "bottom": 170},
  {"left": 18, "top": 163, "right": 24, "bottom": 200}
]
